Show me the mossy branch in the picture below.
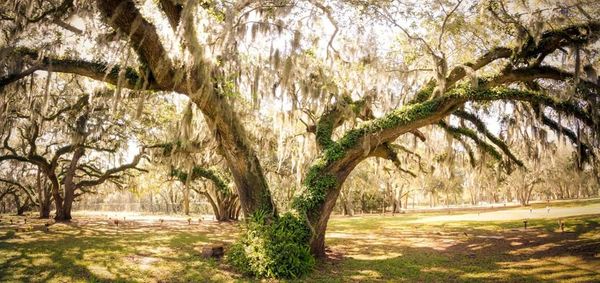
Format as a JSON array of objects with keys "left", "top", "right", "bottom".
[
  {"left": 538, "top": 112, "right": 595, "bottom": 164},
  {"left": 454, "top": 110, "right": 524, "bottom": 167},
  {"left": 0, "top": 47, "right": 159, "bottom": 90},
  {"left": 170, "top": 166, "right": 231, "bottom": 195},
  {"left": 371, "top": 143, "right": 417, "bottom": 177},
  {"left": 313, "top": 95, "right": 373, "bottom": 149},
  {"left": 438, "top": 121, "right": 503, "bottom": 162}
]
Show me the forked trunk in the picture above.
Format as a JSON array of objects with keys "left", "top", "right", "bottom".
[{"left": 55, "top": 147, "right": 84, "bottom": 222}]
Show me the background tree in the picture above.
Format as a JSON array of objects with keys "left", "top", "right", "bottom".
[{"left": 0, "top": 75, "right": 158, "bottom": 220}]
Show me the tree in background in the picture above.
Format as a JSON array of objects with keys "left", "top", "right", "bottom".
[{"left": 0, "top": 75, "right": 163, "bottom": 220}]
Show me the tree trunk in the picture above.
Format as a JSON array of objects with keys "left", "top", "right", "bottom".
[
  {"left": 49, "top": 172, "right": 65, "bottom": 221},
  {"left": 194, "top": 96, "right": 276, "bottom": 219},
  {"left": 183, "top": 183, "right": 190, "bottom": 215},
  {"left": 12, "top": 193, "right": 23, "bottom": 215},
  {"left": 40, "top": 198, "right": 51, "bottom": 218},
  {"left": 340, "top": 192, "right": 354, "bottom": 216},
  {"left": 55, "top": 146, "right": 84, "bottom": 221},
  {"left": 202, "top": 191, "right": 222, "bottom": 221},
  {"left": 305, "top": 162, "right": 359, "bottom": 257},
  {"left": 392, "top": 186, "right": 403, "bottom": 214},
  {"left": 37, "top": 170, "right": 51, "bottom": 218}
]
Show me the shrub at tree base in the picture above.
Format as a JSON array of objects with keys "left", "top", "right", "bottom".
[{"left": 227, "top": 212, "right": 315, "bottom": 278}]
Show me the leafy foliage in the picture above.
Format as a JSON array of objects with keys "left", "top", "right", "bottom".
[{"left": 227, "top": 211, "right": 315, "bottom": 279}]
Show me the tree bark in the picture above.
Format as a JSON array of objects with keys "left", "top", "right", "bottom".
[
  {"left": 36, "top": 169, "right": 51, "bottom": 218},
  {"left": 55, "top": 146, "right": 85, "bottom": 221},
  {"left": 183, "top": 183, "right": 190, "bottom": 215},
  {"left": 12, "top": 193, "right": 23, "bottom": 215}
]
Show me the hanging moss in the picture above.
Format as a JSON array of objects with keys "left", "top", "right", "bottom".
[
  {"left": 292, "top": 94, "right": 453, "bottom": 216},
  {"left": 291, "top": 84, "right": 582, "bottom": 218},
  {"left": 439, "top": 121, "right": 503, "bottom": 161}
]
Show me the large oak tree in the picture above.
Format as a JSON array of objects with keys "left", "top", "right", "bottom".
[{"left": 1, "top": 0, "right": 599, "bottom": 275}]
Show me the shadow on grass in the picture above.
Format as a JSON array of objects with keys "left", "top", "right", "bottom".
[
  {"left": 310, "top": 215, "right": 600, "bottom": 282},
  {"left": 0, "top": 213, "right": 598, "bottom": 282},
  {"left": 0, "top": 219, "right": 239, "bottom": 282}
]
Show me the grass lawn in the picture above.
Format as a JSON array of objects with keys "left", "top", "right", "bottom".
[{"left": 0, "top": 202, "right": 599, "bottom": 282}]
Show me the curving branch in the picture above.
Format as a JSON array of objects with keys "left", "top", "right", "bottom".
[
  {"left": 0, "top": 177, "right": 38, "bottom": 206},
  {"left": 0, "top": 47, "right": 159, "bottom": 90},
  {"left": 517, "top": 21, "right": 600, "bottom": 63},
  {"left": 539, "top": 112, "right": 595, "bottom": 163},
  {"left": 438, "top": 121, "right": 503, "bottom": 162},
  {"left": 76, "top": 150, "right": 146, "bottom": 188},
  {"left": 453, "top": 110, "right": 524, "bottom": 167},
  {"left": 445, "top": 21, "right": 600, "bottom": 90},
  {"left": 171, "top": 165, "right": 231, "bottom": 195}
]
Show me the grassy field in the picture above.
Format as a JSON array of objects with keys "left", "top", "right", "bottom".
[{"left": 0, "top": 201, "right": 599, "bottom": 282}]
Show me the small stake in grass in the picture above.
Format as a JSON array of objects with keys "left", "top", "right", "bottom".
[
  {"left": 559, "top": 220, "right": 565, "bottom": 232},
  {"left": 523, "top": 220, "right": 528, "bottom": 230}
]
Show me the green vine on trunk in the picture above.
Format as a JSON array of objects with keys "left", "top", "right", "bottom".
[{"left": 227, "top": 211, "right": 315, "bottom": 279}]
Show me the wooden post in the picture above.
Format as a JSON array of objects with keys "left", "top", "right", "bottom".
[
  {"left": 559, "top": 220, "right": 565, "bottom": 232},
  {"left": 523, "top": 220, "right": 528, "bottom": 230}
]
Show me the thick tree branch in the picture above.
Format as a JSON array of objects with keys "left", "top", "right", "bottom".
[
  {"left": 96, "top": 0, "right": 177, "bottom": 89},
  {"left": 159, "top": 0, "right": 183, "bottom": 31},
  {"left": 0, "top": 47, "right": 159, "bottom": 90},
  {"left": 76, "top": 150, "right": 145, "bottom": 188},
  {"left": 171, "top": 165, "right": 231, "bottom": 195},
  {"left": 516, "top": 21, "right": 600, "bottom": 62}
]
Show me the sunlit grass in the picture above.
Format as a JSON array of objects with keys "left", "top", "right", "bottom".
[
  {"left": 0, "top": 218, "right": 239, "bottom": 282},
  {"left": 1, "top": 202, "right": 599, "bottom": 282}
]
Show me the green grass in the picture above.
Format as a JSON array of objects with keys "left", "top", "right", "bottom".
[
  {"left": 1, "top": 202, "right": 599, "bottom": 282},
  {"left": 310, "top": 214, "right": 600, "bottom": 282},
  {"left": 523, "top": 198, "right": 600, "bottom": 209},
  {"left": 0, "top": 220, "right": 239, "bottom": 282}
]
